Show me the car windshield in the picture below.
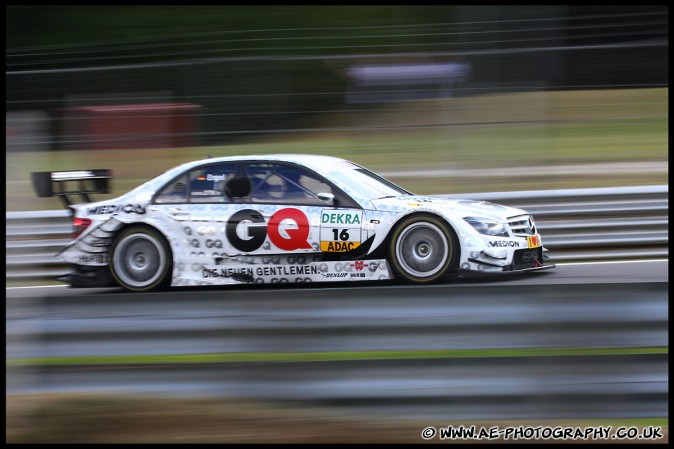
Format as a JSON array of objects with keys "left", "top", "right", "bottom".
[{"left": 327, "top": 166, "right": 410, "bottom": 200}]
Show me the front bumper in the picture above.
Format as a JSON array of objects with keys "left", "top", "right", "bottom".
[{"left": 460, "top": 246, "right": 555, "bottom": 274}]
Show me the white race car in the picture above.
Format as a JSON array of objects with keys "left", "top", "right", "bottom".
[{"left": 32, "top": 154, "right": 554, "bottom": 291}]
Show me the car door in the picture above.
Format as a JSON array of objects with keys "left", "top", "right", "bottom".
[
  {"left": 151, "top": 161, "right": 240, "bottom": 284},
  {"left": 238, "top": 161, "right": 366, "bottom": 260}
]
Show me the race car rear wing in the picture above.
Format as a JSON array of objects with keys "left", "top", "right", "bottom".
[{"left": 31, "top": 169, "right": 112, "bottom": 207}]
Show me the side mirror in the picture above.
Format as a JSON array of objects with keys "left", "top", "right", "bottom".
[{"left": 317, "top": 192, "right": 335, "bottom": 204}]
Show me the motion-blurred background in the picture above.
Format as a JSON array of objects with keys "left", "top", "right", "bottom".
[
  {"left": 6, "top": 5, "right": 667, "bottom": 211},
  {"left": 6, "top": 5, "right": 668, "bottom": 443}
]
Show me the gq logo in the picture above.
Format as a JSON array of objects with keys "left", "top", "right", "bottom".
[
  {"left": 226, "top": 208, "right": 311, "bottom": 252},
  {"left": 205, "top": 239, "right": 223, "bottom": 248}
]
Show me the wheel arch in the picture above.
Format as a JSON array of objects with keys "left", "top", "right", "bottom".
[
  {"left": 109, "top": 222, "right": 175, "bottom": 291},
  {"left": 385, "top": 211, "right": 462, "bottom": 282},
  {"left": 112, "top": 219, "right": 181, "bottom": 259},
  {"left": 373, "top": 210, "right": 462, "bottom": 259}
]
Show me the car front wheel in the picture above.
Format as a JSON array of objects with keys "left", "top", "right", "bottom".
[
  {"left": 388, "top": 215, "right": 458, "bottom": 284},
  {"left": 110, "top": 226, "right": 172, "bottom": 292}
]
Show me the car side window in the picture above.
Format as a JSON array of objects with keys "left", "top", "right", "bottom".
[
  {"left": 155, "top": 163, "right": 236, "bottom": 204},
  {"left": 187, "top": 164, "right": 236, "bottom": 203},
  {"left": 155, "top": 175, "right": 188, "bottom": 203},
  {"left": 245, "top": 163, "right": 333, "bottom": 205}
]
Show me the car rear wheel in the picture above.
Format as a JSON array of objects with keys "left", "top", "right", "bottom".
[
  {"left": 388, "top": 215, "right": 458, "bottom": 284},
  {"left": 110, "top": 226, "right": 172, "bottom": 292}
]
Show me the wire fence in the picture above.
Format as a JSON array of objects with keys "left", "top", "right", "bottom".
[{"left": 6, "top": 8, "right": 668, "bottom": 150}]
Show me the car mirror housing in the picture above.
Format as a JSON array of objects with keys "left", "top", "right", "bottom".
[{"left": 317, "top": 192, "right": 335, "bottom": 203}]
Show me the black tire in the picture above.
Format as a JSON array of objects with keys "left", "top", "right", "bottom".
[
  {"left": 109, "top": 226, "right": 172, "bottom": 292},
  {"left": 388, "top": 214, "right": 459, "bottom": 284}
]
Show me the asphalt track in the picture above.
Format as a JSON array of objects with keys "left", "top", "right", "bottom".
[
  {"left": 6, "top": 260, "right": 668, "bottom": 421},
  {"left": 5, "top": 259, "right": 668, "bottom": 299}
]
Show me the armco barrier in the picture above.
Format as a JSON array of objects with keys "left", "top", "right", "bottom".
[
  {"left": 5, "top": 185, "right": 668, "bottom": 282},
  {"left": 6, "top": 282, "right": 668, "bottom": 421}
]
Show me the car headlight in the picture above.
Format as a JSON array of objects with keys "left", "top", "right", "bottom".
[{"left": 463, "top": 217, "right": 509, "bottom": 237}]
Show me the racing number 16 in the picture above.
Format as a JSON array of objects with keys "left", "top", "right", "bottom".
[{"left": 332, "top": 229, "right": 349, "bottom": 241}]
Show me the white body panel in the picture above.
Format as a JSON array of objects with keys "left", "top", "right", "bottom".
[{"left": 57, "top": 154, "right": 551, "bottom": 287}]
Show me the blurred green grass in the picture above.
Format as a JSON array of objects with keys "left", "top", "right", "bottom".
[
  {"left": 7, "top": 346, "right": 667, "bottom": 366},
  {"left": 6, "top": 88, "right": 667, "bottom": 211}
]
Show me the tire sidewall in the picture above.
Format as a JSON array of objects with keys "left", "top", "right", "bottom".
[
  {"left": 388, "top": 214, "right": 458, "bottom": 284},
  {"left": 110, "top": 226, "right": 172, "bottom": 292}
]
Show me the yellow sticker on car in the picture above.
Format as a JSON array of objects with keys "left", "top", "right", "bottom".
[
  {"left": 320, "top": 241, "right": 361, "bottom": 252},
  {"left": 527, "top": 235, "right": 541, "bottom": 248}
]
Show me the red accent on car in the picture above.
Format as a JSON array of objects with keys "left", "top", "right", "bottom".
[{"left": 73, "top": 217, "right": 92, "bottom": 238}]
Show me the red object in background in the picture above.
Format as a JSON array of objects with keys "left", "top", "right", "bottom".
[{"left": 65, "top": 103, "right": 201, "bottom": 150}]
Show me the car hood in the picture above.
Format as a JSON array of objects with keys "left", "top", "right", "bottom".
[{"left": 370, "top": 195, "right": 528, "bottom": 220}]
